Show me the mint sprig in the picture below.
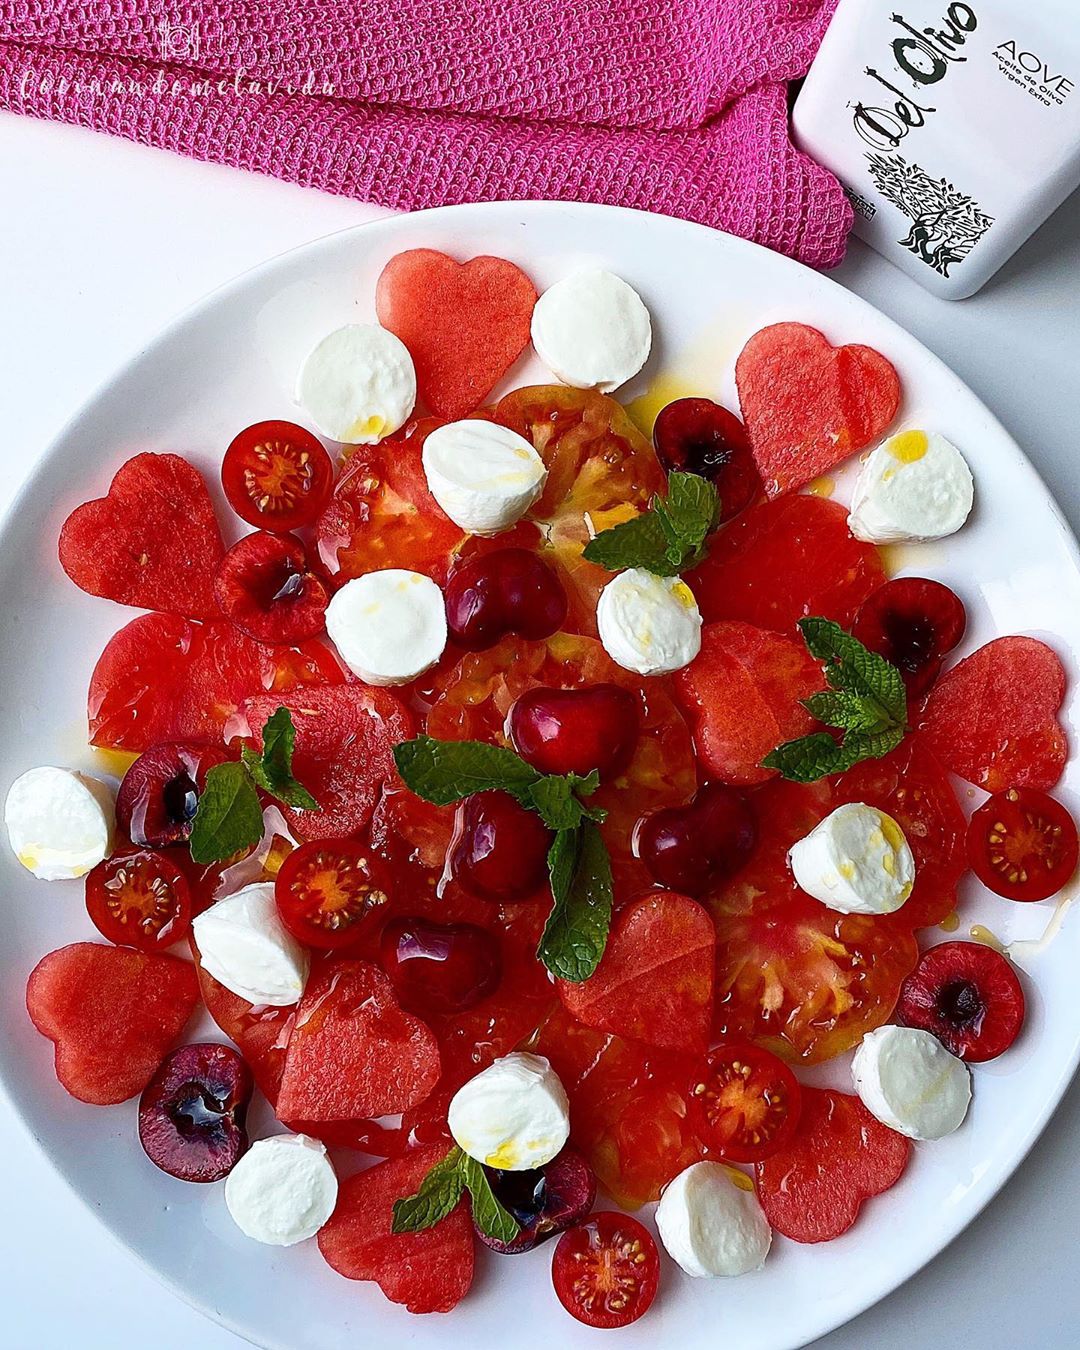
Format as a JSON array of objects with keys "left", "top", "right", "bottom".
[
  {"left": 392, "top": 1145, "right": 521, "bottom": 1244},
  {"left": 393, "top": 736, "right": 612, "bottom": 980},
  {"left": 582, "top": 471, "right": 720, "bottom": 576},
  {"left": 189, "top": 708, "right": 319, "bottom": 863},
  {"left": 762, "top": 618, "right": 908, "bottom": 783}
]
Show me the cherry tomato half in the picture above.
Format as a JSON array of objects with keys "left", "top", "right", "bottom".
[
  {"left": 274, "top": 839, "right": 391, "bottom": 950},
  {"left": 222, "top": 420, "right": 334, "bottom": 532},
  {"left": 688, "top": 1042, "right": 802, "bottom": 1163},
  {"left": 85, "top": 849, "right": 192, "bottom": 952},
  {"left": 967, "top": 786, "right": 1079, "bottom": 902},
  {"left": 551, "top": 1213, "right": 659, "bottom": 1329}
]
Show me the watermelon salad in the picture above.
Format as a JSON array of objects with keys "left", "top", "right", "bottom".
[{"left": 7, "top": 248, "right": 1075, "bottom": 1329}]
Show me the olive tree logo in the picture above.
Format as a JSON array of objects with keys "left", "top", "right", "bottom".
[{"left": 865, "top": 152, "right": 993, "bottom": 276}]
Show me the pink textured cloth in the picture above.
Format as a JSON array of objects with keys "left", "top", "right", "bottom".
[{"left": 0, "top": 1, "right": 851, "bottom": 268}]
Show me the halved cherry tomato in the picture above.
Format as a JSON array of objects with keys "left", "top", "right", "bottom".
[
  {"left": 967, "top": 787, "right": 1079, "bottom": 902},
  {"left": 551, "top": 1213, "right": 659, "bottom": 1329},
  {"left": 275, "top": 840, "right": 392, "bottom": 950},
  {"left": 85, "top": 849, "right": 192, "bottom": 952},
  {"left": 688, "top": 1042, "right": 802, "bottom": 1163},
  {"left": 221, "top": 420, "right": 334, "bottom": 531}
]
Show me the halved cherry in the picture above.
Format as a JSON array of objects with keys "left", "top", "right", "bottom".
[
  {"left": 275, "top": 839, "right": 391, "bottom": 950},
  {"left": 478, "top": 1149, "right": 596, "bottom": 1254},
  {"left": 634, "top": 783, "right": 755, "bottom": 895},
  {"left": 448, "top": 790, "right": 552, "bottom": 903},
  {"left": 551, "top": 1213, "right": 659, "bottom": 1329},
  {"left": 508, "top": 684, "right": 640, "bottom": 780},
  {"left": 214, "top": 531, "right": 329, "bottom": 645},
  {"left": 380, "top": 917, "right": 501, "bottom": 1014},
  {"left": 444, "top": 548, "right": 567, "bottom": 650},
  {"left": 138, "top": 1042, "right": 252, "bottom": 1182},
  {"left": 221, "top": 420, "right": 334, "bottom": 532},
  {"left": 897, "top": 941, "right": 1025, "bottom": 1062},
  {"left": 853, "top": 577, "right": 966, "bottom": 698},
  {"left": 688, "top": 1042, "right": 801, "bottom": 1163},
  {"left": 117, "top": 743, "right": 230, "bottom": 847},
  {"left": 653, "top": 398, "right": 762, "bottom": 522},
  {"left": 967, "top": 787, "right": 1078, "bottom": 901},
  {"left": 85, "top": 849, "right": 193, "bottom": 952}
]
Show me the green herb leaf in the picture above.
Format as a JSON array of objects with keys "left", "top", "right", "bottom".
[
  {"left": 189, "top": 761, "right": 266, "bottom": 864},
  {"left": 799, "top": 618, "right": 907, "bottom": 726},
  {"left": 761, "top": 732, "right": 856, "bottom": 784},
  {"left": 582, "top": 471, "right": 720, "bottom": 577},
  {"left": 391, "top": 1147, "right": 467, "bottom": 1235},
  {"left": 659, "top": 472, "right": 720, "bottom": 567},
  {"left": 802, "top": 690, "right": 892, "bottom": 735},
  {"left": 538, "top": 820, "right": 614, "bottom": 983},
  {"left": 459, "top": 1153, "right": 522, "bottom": 1244},
  {"left": 241, "top": 708, "right": 319, "bottom": 811},
  {"left": 394, "top": 736, "right": 541, "bottom": 806},
  {"left": 581, "top": 508, "right": 675, "bottom": 575},
  {"left": 526, "top": 773, "right": 607, "bottom": 832}
]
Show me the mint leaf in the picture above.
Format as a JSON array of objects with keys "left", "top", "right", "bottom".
[
  {"left": 526, "top": 773, "right": 606, "bottom": 831},
  {"left": 241, "top": 708, "right": 319, "bottom": 811},
  {"left": 392, "top": 1147, "right": 467, "bottom": 1234},
  {"left": 459, "top": 1153, "right": 522, "bottom": 1244},
  {"left": 189, "top": 761, "right": 265, "bottom": 864},
  {"left": 762, "top": 732, "right": 855, "bottom": 783},
  {"left": 538, "top": 820, "right": 614, "bottom": 983},
  {"left": 802, "top": 690, "right": 892, "bottom": 735},
  {"left": 582, "top": 471, "right": 720, "bottom": 577},
  {"left": 394, "top": 737, "right": 541, "bottom": 806},
  {"left": 842, "top": 724, "right": 907, "bottom": 763},
  {"left": 659, "top": 472, "right": 720, "bottom": 566},
  {"left": 581, "top": 509, "right": 675, "bottom": 575},
  {"left": 799, "top": 618, "right": 907, "bottom": 726}
]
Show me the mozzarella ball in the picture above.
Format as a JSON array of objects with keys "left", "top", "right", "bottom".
[
  {"left": 597, "top": 568, "right": 702, "bottom": 676},
  {"left": 789, "top": 802, "right": 915, "bottom": 916},
  {"left": 422, "top": 420, "right": 547, "bottom": 535},
  {"left": 531, "top": 270, "right": 652, "bottom": 393},
  {"left": 325, "top": 569, "right": 447, "bottom": 686},
  {"left": 296, "top": 323, "right": 415, "bottom": 444},
  {"left": 5, "top": 766, "right": 114, "bottom": 880},
  {"left": 192, "top": 882, "right": 309, "bottom": 1007},
  {"left": 853, "top": 1025, "right": 971, "bottom": 1140},
  {"left": 448, "top": 1052, "right": 570, "bottom": 1171},
  {"left": 657, "top": 1162, "right": 772, "bottom": 1277},
  {"left": 225, "top": 1134, "right": 338, "bottom": 1245},
  {"left": 848, "top": 430, "right": 974, "bottom": 544}
]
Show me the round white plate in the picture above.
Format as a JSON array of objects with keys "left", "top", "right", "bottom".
[{"left": 1, "top": 202, "right": 1078, "bottom": 1350}]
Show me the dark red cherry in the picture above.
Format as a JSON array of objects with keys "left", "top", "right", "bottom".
[
  {"left": 653, "top": 398, "right": 762, "bottom": 522},
  {"left": 852, "top": 577, "right": 966, "bottom": 699},
  {"left": 448, "top": 790, "right": 552, "bottom": 903},
  {"left": 213, "top": 530, "right": 329, "bottom": 645},
  {"left": 445, "top": 548, "right": 568, "bottom": 651},
  {"left": 380, "top": 917, "right": 502, "bottom": 1014},
  {"left": 477, "top": 1149, "right": 597, "bottom": 1254},
  {"left": 634, "top": 783, "right": 755, "bottom": 895},
  {"left": 508, "top": 684, "right": 640, "bottom": 780},
  {"left": 896, "top": 941, "right": 1025, "bottom": 1062},
  {"left": 138, "top": 1043, "right": 252, "bottom": 1182},
  {"left": 117, "top": 743, "right": 231, "bottom": 847}
]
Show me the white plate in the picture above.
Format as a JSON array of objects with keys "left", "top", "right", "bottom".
[{"left": 1, "top": 201, "right": 1078, "bottom": 1350}]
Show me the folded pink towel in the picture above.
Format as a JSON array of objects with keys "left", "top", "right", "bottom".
[{"left": 0, "top": 1, "right": 851, "bottom": 268}]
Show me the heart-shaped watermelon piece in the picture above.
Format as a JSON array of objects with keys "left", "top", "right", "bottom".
[
  {"left": 735, "top": 323, "right": 901, "bottom": 496},
  {"left": 376, "top": 249, "right": 537, "bottom": 419},
  {"left": 26, "top": 943, "right": 199, "bottom": 1105},
  {"left": 59, "top": 453, "right": 225, "bottom": 618}
]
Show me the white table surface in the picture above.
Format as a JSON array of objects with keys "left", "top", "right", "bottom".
[{"left": 2, "top": 111, "right": 1078, "bottom": 1350}]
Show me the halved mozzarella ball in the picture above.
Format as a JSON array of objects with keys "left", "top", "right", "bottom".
[
  {"left": 325, "top": 569, "right": 447, "bottom": 686},
  {"left": 296, "top": 324, "right": 415, "bottom": 444},
  {"left": 5, "top": 766, "right": 114, "bottom": 880},
  {"left": 422, "top": 420, "right": 547, "bottom": 535},
  {"left": 656, "top": 1162, "right": 772, "bottom": 1278},
  {"left": 597, "top": 568, "right": 702, "bottom": 676},
  {"left": 225, "top": 1134, "right": 338, "bottom": 1245},
  {"left": 192, "top": 882, "right": 309, "bottom": 1007},
  {"left": 448, "top": 1052, "right": 570, "bottom": 1171},
  {"left": 852, "top": 1025, "right": 971, "bottom": 1140},
  {"left": 788, "top": 802, "right": 914, "bottom": 916},
  {"left": 848, "top": 430, "right": 973, "bottom": 544},
  {"left": 530, "top": 269, "right": 652, "bottom": 393}
]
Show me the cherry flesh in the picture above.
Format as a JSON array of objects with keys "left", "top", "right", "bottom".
[
  {"left": 896, "top": 941, "right": 1025, "bottom": 1062},
  {"left": 117, "top": 743, "right": 230, "bottom": 847},
  {"left": 448, "top": 790, "right": 552, "bottom": 903},
  {"left": 380, "top": 917, "right": 502, "bottom": 1014},
  {"left": 508, "top": 684, "right": 640, "bottom": 780},
  {"left": 653, "top": 398, "right": 762, "bottom": 523},
  {"left": 634, "top": 782, "right": 756, "bottom": 895},
  {"left": 852, "top": 577, "right": 966, "bottom": 699},
  {"left": 138, "top": 1043, "right": 253, "bottom": 1182},
  {"left": 477, "top": 1148, "right": 597, "bottom": 1254},
  {"left": 445, "top": 548, "right": 568, "bottom": 651},
  {"left": 213, "top": 530, "right": 329, "bottom": 645}
]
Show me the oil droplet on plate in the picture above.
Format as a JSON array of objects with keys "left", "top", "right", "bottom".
[
  {"left": 626, "top": 374, "right": 698, "bottom": 439},
  {"left": 969, "top": 923, "right": 1006, "bottom": 954},
  {"left": 939, "top": 911, "right": 960, "bottom": 933}
]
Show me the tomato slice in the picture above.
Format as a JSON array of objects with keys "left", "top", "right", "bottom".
[
  {"left": 85, "top": 849, "right": 192, "bottom": 953},
  {"left": 551, "top": 1213, "right": 659, "bottom": 1329},
  {"left": 967, "top": 787, "right": 1079, "bottom": 902},
  {"left": 688, "top": 1042, "right": 802, "bottom": 1163},
  {"left": 221, "top": 420, "right": 334, "bottom": 531},
  {"left": 274, "top": 839, "right": 393, "bottom": 950}
]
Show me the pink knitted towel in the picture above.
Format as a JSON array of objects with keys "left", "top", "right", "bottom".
[{"left": 0, "top": 1, "right": 851, "bottom": 268}]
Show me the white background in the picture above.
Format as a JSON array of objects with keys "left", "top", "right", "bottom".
[{"left": 1, "top": 112, "right": 1078, "bottom": 1348}]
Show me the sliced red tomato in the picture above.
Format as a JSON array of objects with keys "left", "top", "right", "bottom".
[
  {"left": 967, "top": 787, "right": 1079, "bottom": 902},
  {"left": 85, "top": 848, "right": 192, "bottom": 953},
  {"left": 274, "top": 839, "right": 392, "bottom": 950},
  {"left": 89, "top": 613, "right": 342, "bottom": 752},
  {"left": 688, "top": 1042, "right": 802, "bottom": 1163},
  {"left": 495, "top": 386, "right": 666, "bottom": 635},
  {"left": 551, "top": 1213, "right": 659, "bottom": 1329},
  {"left": 221, "top": 420, "right": 334, "bottom": 532},
  {"left": 317, "top": 1144, "right": 475, "bottom": 1314},
  {"left": 314, "top": 418, "right": 465, "bottom": 584},
  {"left": 688, "top": 494, "right": 886, "bottom": 633},
  {"left": 559, "top": 892, "right": 715, "bottom": 1054},
  {"left": 674, "top": 620, "right": 824, "bottom": 786},
  {"left": 755, "top": 1087, "right": 910, "bottom": 1242},
  {"left": 919, "top": 636, "right": 1068, "bottom": 791}
]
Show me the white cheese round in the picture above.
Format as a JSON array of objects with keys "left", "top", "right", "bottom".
[
  {"left": 596, "top": 568, "right": 702, "bottom": 676},
  {"left": 852, "top": 1025, "right": 971, "bottom": 1140},
  {"left": 422, "top": 420, "right": 547, "bottom": 535},
  {"left": 788, "top": 802, "right": 915, "bottom": 916},
  {"left": 192, "top": 881, "right": 309, "bottom": 1007},
  {"left": 448, "top": 1052, "right": 570, "bottom": 1171},
  {"left": 296, "top": 323, "right": 415, "bottom": 444},
  {"left": 656, "top": 1162, "right": 772, "bottom": 1278},
  {"left": 5, "top": 766, "right": 114, "bottom": 881},
  {"left": 325, "top": 569, "right": 447, "bottom": 686},
  {"left": 225, "top": 1133, "right": 338, "bottom": 1245},
  {"left": 848, "top": 430, "right": 974, "bottom": 545},
  {"left": 530, "top": 269, "right": 652, "bottom": 393}
]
